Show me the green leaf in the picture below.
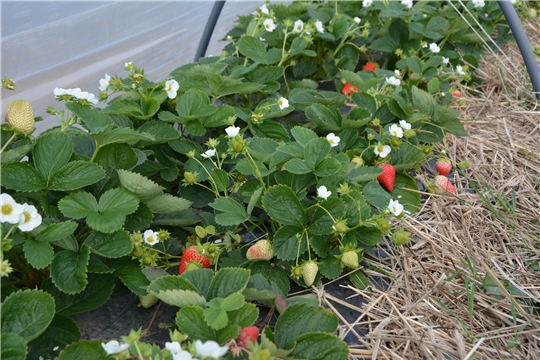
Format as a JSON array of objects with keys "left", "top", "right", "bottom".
[
  {"left": 349, "top": 271, "right": 370, "bottom": 290},
  {"left": 67, "top": 102, "right": 113, "bottom": 132},
  {"left": 113, "top": 257, "right": 150, "bottom": 296},
  {"left": 207, "top": 268, "right": 251, "bottom": 300},
  {"left": 319, "top": 252, "right": 343, "bottom": 280},
  {"left": 309, "top": 198, "right": 346, "bottom": 235},
  {"left": 1, "top": 333, "right": 27, "bottom": 360},
  {"left": 58, "top": 192, "right": 98, "bottom": 219},
  {"left": 228, "top": 303, "right": 259, "bottom": 328},
  {"left": 0, "top": 162, "right": 45, "bottom": 191},
  {"left": 83, "top": 230, "right": 132, "bottom": 258},
  {"left": 1, "top": 143, "right": 32, "bottom": 164},
  {"left": 369, "top": 36, "right": 399, "bottom": 52},
  {"left": 274, "top": 303, "right": 339, "bottom": 349},
  {"left": 262, "top": 185, "right": 306, "bottom": 227},
  {"left": 93, "top": 142, "right": 138, "bottom": 182},
  {"left": 34, "top": 131, "right": 73, "bottom": 182},
  {"left": 305, "top": 104, "right": 342, "bottom": 131},
  {"left": 125, "top": 202, "right": 153, "bottom": 231},
  {"left": 148, "top": 275, "right": 200, "bottom": 293},
  {"left": 27, "top": 315, "right": 81, "bottom": 360},
  {"left": 210, "top": 198, "right": 248, "bottom": 226},
  {"left": 391, "top": 142, "right": 426, "bottom": 171},
  {"left": 426, "top": 16, "right": 447, "bottom": 33},
  {"left": 283, "top": 158, "right": 312, "bottom": 174},
  {"left": 35, "top": 221, "right": 78, "bottom": 242},
  {"left": 362, "top": 180, "right": 392, "bottom": 209},
  {"left": 238, "top": 36, "right": 270, "bottom": 64},
  {"left": 216, "top": 324, "right": 241, "bottom": 345},
  {"left": 43, "top": 274, "right": 114, "bottom": 316},
  {"left": 304, "top": 138, "right": 331, "bottom": 169},
  {"left": 144, "top": 193, "right": 192, "bottom": 214},
  {"left": 406, "top": 56, "right": 423, "bottom": 74},
  {"left": 23, "top": 240, "right": 54, "bottom": 269},
  {"left": 290, "top": 332, "right": 349, "bottom": 360},
  {"left": 346, "top": 166, "right": 382, "bottom": 183},
  {"left": 50, "top": 246, "right": 91, "bottom": 294},
  {"left": 154, "top": 289, "right": 207, "bottom": 308},
  {"left": 1, "top": 289, "right": 55, "bottom": 342},
  {"left": 221, "top": 293, "right": 245, "bottom": 311},
  {"left": 58, "top": 340, "right": 108, "bottom": 360},
  {"left": 136, "top": 121, "right": 179, "bottom": 145},
  {"left": 176, "top": 306, "right": 216, "bottom": 342},
  {"left": 342, "top": 190, "right": 371, "bottom": 226},
  {"left": 392, "top": 173, "right": 420, "bottom": 215},
  {"left": 203, "top": 307, "right": 229, "bottom": 330},
  {"left": 92, "top": 127, "right": 154, "bottom": 147},
  {"left": 273, "top": 225, "right": 305, "bottom": 261},
  {"left": 314, "top": 157, "right": 341, "bottom": 177},
  {"left": 181, "top": 269, "right": 214, "bottom": 298},
  {"left": 49, "top": 161, "right": 106, "bottom": 191},
  {"left": 353, "top": 226, "right": 383, "bottom": 247},
  {"left": 210, "top": 168, "right": 229, "bottom": 193},
  {"left": 117, "top": 169, "right": 165, "bottom": 202},
  {"left": 412, "top": 86, "right": 434, "bottom": 116},
  {"left": 176, "top": 89, "right": 215, "bottom": 120}
]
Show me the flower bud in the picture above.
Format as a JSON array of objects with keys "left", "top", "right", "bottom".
[
  {"left": 5, "top": 100, "right": 35, "bottom": 134},
  {"left": 158, "top": 229, "right": 170, "bottom": 241},
  {"left": 132, "top": 245, "right": 144, "bottom": 258},
  {"left": 232, "top": 139, "right": 245, "bottom": 153},
  {"left": 422, "top": 145, "right": 432, "bottom": 155},
  {"left": 367, "top": 134, "right": 375, "bottom": 141},
  {"left": 403, "top": 129, "right": 416, "bottom": 139},
  {"left": 390, "top": 138, "right": 401, "bottom": 147}
]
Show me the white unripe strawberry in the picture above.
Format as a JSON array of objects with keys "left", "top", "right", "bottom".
[{"left": 5, "top": 100, "right": 35, "bottom": 134}]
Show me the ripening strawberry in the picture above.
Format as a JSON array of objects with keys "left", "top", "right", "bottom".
[
  {"left": 5, "top": 99, "right": 35, "bottom": 134},
  {"left": 435, "top": 158, "right": 452, "bottom": 176},
  {"left": 302, "top": 260, "right": 318, "bottom": 287},
  {"left": 246, "top": 240, "right": 274, "bottom": 260},
  {"left": 178, "top": 245, "right": 211, "bottom": 274},
  {"left": 377, "top": 164, "right": 396, "bottom": 192},
  {"left": 341, "top": 82, "right": 359, "bottom": 95},
  {"left": 453, "top": 90, "right": 461, "bottom": 98},
  {"left": 238, "top": 326, "right": 259, "bottom": 347},
  {"left": 433, "top": 175, "right": 457, "bottom": 195},
  {"left": 363, "top": 62, "right": 377, "bottom": 72}
]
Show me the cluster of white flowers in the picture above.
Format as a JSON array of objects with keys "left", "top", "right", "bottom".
[
  {"left": 53, "top": 87, "right": 98, "bottom": 105},
  {"left": 0, "top": 193, "right": 42, "bottom": 232},
  {"left": 101, "top": 339, "right": 229, "bottom": 359},
  {"left": 389, "top": 120, "right": 412, "bottom": 138},
  {"left": 165, "top": 79, "right": 180, "bottom": 99}
]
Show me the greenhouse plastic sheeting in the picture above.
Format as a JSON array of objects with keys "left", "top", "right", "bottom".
[{"left": 1, "top": 1, "right": 261, "bottom": 133}]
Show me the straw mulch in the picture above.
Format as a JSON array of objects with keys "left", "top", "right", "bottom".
[{"left": 319, "top": 16, "right": 540, "bottom": 360}]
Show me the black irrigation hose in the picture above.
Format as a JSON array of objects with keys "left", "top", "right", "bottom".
[
  {"left": 498, "top": 1, "right": 540, "bottom": 99},
  {"left": 194, "top": 0, "right": 226, "bottom": 62}
]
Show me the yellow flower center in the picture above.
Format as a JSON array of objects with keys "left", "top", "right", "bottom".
[
  {"left": 22, "top": 212, "right": 31, "bottom": 223},
  {"left": 328, "top": 139, "right": 335, "bottom": 145},
  {"left": 0, "top": 263, "right": 6, "bottom": 272},
  {"left": 148, "top": 236, "right": 155, "bottom": 244},
  {"left": 376, "top": 145, "right": 384, "bottom": 153},
  {"left": 1, "top": 204, "right": 13, "bottom": 215}
]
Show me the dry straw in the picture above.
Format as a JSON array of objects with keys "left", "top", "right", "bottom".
[{"left": 316, "top": 14, "right": 540, "bottom": 360}]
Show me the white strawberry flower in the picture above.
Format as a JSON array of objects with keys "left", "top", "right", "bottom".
[
  {"left": 317, "top": 186, "right": 332, "bottom": 200},
  {"left": 389, "top": 124, "right": 403, "bottom": 138},
  {"left": 385, "top": 76, "right": 401, "bottom": 86},
  {"left": 263, "top": 18, "right": 276, "bottom": 32},
  {"left": 442, "top": 57, "right": 450, "bottom": 64},
  {"left": 472, "top": 0, "right": 485, "bottom": 8},
  {"left": 315, "top": 20, "right": 324, "bottom": 33},
  {"left": 293, "top": 20, "right": 304, "bottom": 33},
  {"left": 144, "top": 229, "right": 159, "bottom": 246},
  {"left": 0, "top": 194, "right": 24, "bottom": 224},
  {"left": 401, "top": 0, "right": 413, "bottom": 9},
  {"left": 99, "top": 74, "right": 111, "bottom": 91},
  {"left": 259, "top": 4, "right": 269, "bottom": 15},
  {"left": 225, "top": 126, "right": 240, "bottom": 137},
  {"left": 363, "top": 0, "right": 373, "bottom": 7},
  {"left": 165, "top": 79, "right": 180, "bottom": 99},
  {"left": 354, "top": 17, "right": 361, "bottom": 24},
  {"left": 195, "top": 340, "right": 229, "bottom": 358},
  {"left": 374, "top": 144, "right": 391, "bottom": 158},
  {"left": 18, "top": 203, "right": 42, "bottom": 232},
  {"left": 429, "top": 43, "right": 441, "bottom": 53},
  {"left": 388, "top": 199, "right": 404, "bottom": 217},
  {"left": 201, "top": 149, "right": 216, "bottom": 159},
  {"left": 278, "top": 97, "right": 289, "bottom": 110},
  {"left": 166, "top": 342, "right": 195, "bottom": 360},
  {"left": 326, "top": 133, "right": 340, "bottom": 147},
  {"left": 456, "top": 65, "right": 466, "bottom": 76},
  {"left": 101, "top": 340, "right": 129, "bottom": 355},
  {"left": 399, "top": 120, "right": 411, "bottom": 130}
]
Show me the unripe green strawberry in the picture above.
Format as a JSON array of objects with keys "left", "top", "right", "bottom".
[
  {"left": 341, "top": 250, "right": 359, "bottom": 269},
  {"left": 183, "top": 171, "right": 198, "bottom": 184},
  {"left": 332, "top": 220, "right": 348, "bottom": 234},
  {"left": 392, "top": 230, "right": 411, "bottom": 245},
  {"left": 139, "top": 293, "right": 159, "bottom": 308},
  {"left": 302, "top": 260, "right": 318, "bottom": 287},
  {"left": 246, "top": 240, "right": 274, "bottom": 260},
  {"left": 5, "top": 99, "right": 35, "bottom": 134}
]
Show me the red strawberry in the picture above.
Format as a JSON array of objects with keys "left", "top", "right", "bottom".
[
  {"left": 453, "top": 90, "right": 461, "bottom": 98},
  {"left": 238, "top": 326, "right": 259, "bottom": 347},
  {"left": 433, "top": 175, "right": 457, "bottom": 195},
  {"left": 246, "top": 240, "right": 274, "bottom": 260},
  {"left": 341, "top": 82, "right": 359, "bottom": 95},
  {"left": 435, "top": 158, "right": 452, "bottom": 176},
  {"left": 178, "top": 245, "right": 211, "bottom": 274},
  {"left": 363, "top": 62, "right": 377, "bottom": 72},
  {"left": 377, "top": 164, "right": 396, "bottom": 192}
]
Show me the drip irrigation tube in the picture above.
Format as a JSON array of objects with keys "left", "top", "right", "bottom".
[
  {"left": 194, "top": 0, "right": 226, "bottom": 62},
  {"left": 498, "top": 1, "right": 540, "bottom": 99}
]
